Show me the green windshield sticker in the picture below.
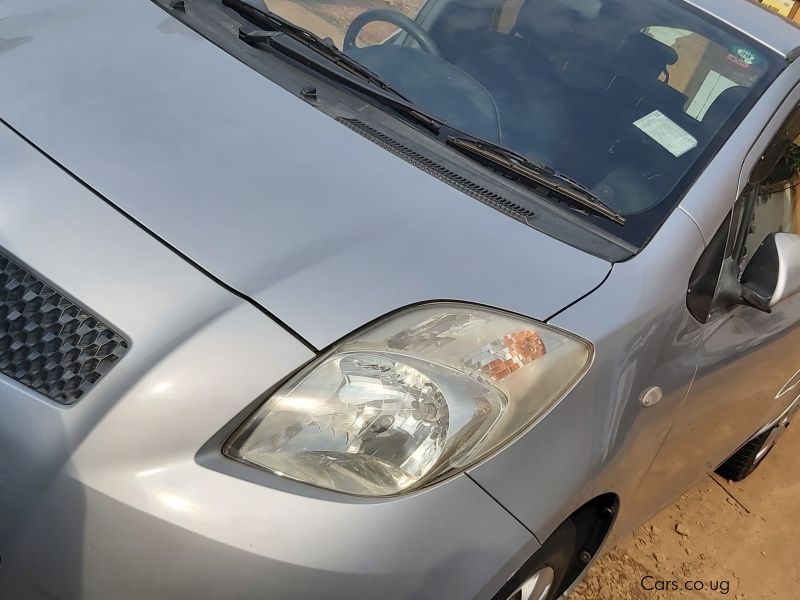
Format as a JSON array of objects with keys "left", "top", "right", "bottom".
[{"left": 727, "top": 44, "right": 763, "bottom": 70}]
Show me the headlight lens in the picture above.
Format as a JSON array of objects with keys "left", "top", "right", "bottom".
[{"left": 225, "top": 304, "right": 591, "bottom": 496}]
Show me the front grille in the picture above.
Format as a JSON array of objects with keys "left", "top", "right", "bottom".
[{"left": 0, "top": 251, "right": 129, "bottom": 404}]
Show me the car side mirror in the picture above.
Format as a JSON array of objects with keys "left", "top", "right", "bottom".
[{"left": 740, "top": 232, "right": 800, "bottom": 312}]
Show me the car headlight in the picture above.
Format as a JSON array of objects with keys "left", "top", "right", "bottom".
[{"left": 225, "top": 303, "right": 591, "bottom": 496}]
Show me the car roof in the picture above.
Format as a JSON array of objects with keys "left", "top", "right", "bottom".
[{"left": 685, "top": 0, "right": 800, "bottom": 58}]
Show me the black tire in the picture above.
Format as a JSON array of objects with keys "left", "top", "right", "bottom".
[
  {"left": 715, "top": 429, "right": 773, "bottom": 482},
  {"left": 493, "top": 520, "right": 577, "bottom": 600}
]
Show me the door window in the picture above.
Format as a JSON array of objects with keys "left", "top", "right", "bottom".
[
  {"left": 690, "top": 103, "right": 800, "bottom": 323},
  {"left": 735, "top": 105, "right": 800, "bottom": 273}
]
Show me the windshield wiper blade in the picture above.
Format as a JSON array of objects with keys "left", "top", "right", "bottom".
[
  {"left": 227, "top": 0, "right": 442, "bottom": 133},
  {"left": 224, "top": 0, "right": 411, "bottom": 100},
  {"left": 237, "top": 26, "right": 442, "bottom": 134},
  {"left": 446, "top": 136, "right": 625, "bottom": 225}
]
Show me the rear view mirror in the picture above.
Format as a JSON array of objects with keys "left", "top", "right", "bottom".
[{"left": 741, "top": 233, "right": 800, "bottom": 312}]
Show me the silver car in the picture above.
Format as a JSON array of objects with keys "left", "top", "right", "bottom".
[{"left": 1, "top": 0, "right": 800, "bottom": 598}]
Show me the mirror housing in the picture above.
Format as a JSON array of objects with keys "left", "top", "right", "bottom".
[{"left": 741, "top": 233, "right": 800, "bottom": 312}]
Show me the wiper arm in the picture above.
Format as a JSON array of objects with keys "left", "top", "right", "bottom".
[
  {"left": 227, "top": 0, "right": 442, "bottom": 134},
  {"left": 227, "top": 0, "right": 399, "bottom": 93},
  {"left": 238, "top": 27, "right": 442, "bottom": 135},
  {"left": 446, "top": 136, "right": 625, "bottom": 225},
  {"left": 239, "top": 28, "right": 443, "bottom": 135},
  {"left": 223, "top": 0, "right": 441, "bottom": 132}
]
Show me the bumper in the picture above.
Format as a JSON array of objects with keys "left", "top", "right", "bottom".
[
  {"left": 0, "top": 122, "right": 537, "bottom": 599},
  {"left": 2, "top": 467, "right": 534, "bottom": 600},
  {"left": 0, "top": 301, "right": 536, "bottom": 600}
]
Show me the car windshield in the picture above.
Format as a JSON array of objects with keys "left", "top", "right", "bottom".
[{"left": 237, "top": 0, "right": 782, "bottom": 246}]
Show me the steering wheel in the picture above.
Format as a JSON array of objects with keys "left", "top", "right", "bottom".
[{"left": 343, "top": 9, "right": 441, "bottom": 57}]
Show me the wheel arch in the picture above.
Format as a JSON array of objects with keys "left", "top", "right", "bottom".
[
  {"left": 558, "top": 492, "right": 619, "bottom": 594},
  {"left": 490, "top": 492, "right": 620, "bottom": 599}
]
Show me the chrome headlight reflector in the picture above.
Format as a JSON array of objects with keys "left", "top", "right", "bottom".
[{"left": 225, "top": 304, "right": 591, "bottom": 496}]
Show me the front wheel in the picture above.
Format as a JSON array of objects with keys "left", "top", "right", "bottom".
[
  {"left": 495, "top": 520, "right": 577, "bottom": 600},
  {"left": 715, "top": 411, "right": 793, "bottom": 481}
]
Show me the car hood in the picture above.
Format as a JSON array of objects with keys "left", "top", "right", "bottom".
[{"left": 0, "top": 0, "right": 610, "bottom": 350}]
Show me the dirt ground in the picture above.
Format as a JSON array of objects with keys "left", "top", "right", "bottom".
[{"left": 571, "top": 424, "right": 800, "bottom": 600}]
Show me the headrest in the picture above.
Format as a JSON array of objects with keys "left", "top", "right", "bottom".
[
  {"left": 702, "top": 86, "right": 749, "bottom": 131},
  {"left": 515, "top": 0, "right": 585, "bottom": 40},
  {"left": 616, "top": 32, "right": 679, "bottom": 80},
  {"left": 560, "top": 0, "right": 602, "bottom": 18}
]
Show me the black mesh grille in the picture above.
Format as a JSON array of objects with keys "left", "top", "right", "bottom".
[{"left": 0, "top": 251, "right": 129, "bottom": 405}]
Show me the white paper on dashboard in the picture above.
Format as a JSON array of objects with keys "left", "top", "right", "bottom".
[{"left": 633, "top": 110, "right": 697, "bottom": 158}]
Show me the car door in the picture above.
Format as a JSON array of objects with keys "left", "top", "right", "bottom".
[{"left": 631, "top": 93, "right": 800, "bottom": 510}]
